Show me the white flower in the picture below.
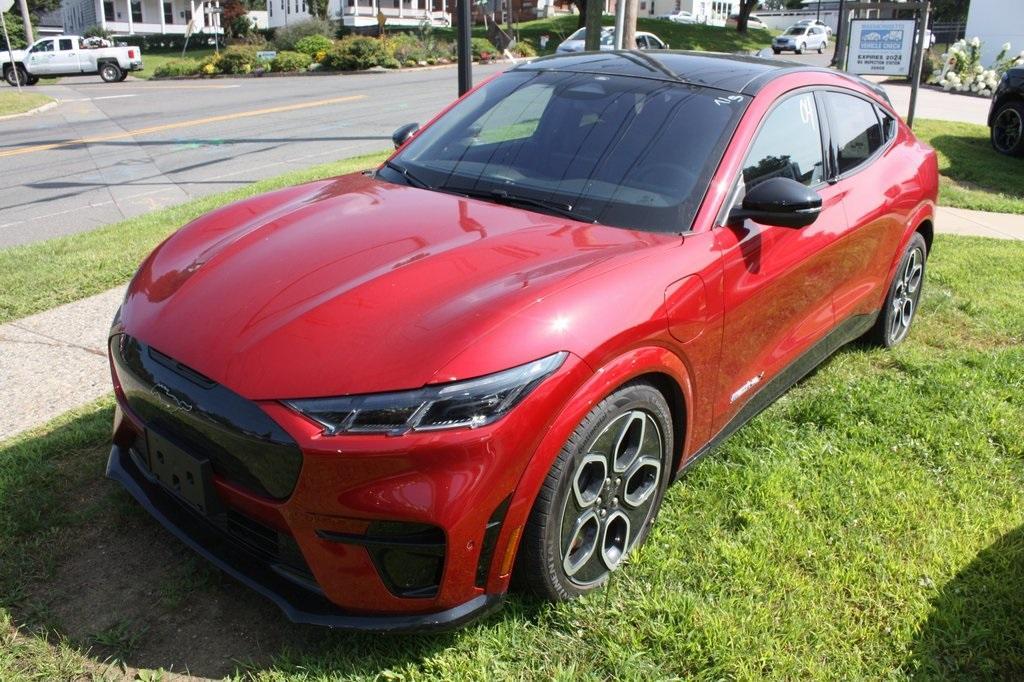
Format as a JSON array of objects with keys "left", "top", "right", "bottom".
[
  {"left": 974, "top": 64, "right": 984, "bottom": 73},
  {"left": 971, "top": 36, "right": 981, "bottom": 47},
  {"left": 1003, "top": 42, "right": 1012, "bottom": 52},
  {"left": 981, "top": 88, "right": 991, "bottom": 96}
]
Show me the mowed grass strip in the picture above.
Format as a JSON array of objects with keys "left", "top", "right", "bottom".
[
  {"left": 913, "top": 118, "right": 1024, "bottom": 214},
  {"left": 1, "top": 234, "right": 1022, "bottom": 679},
  {"left": 0, "top": 91, "right": 53, "bottom": 117},
  {"left": 0, "top": 150, "right": 389, "bottom": 325}
]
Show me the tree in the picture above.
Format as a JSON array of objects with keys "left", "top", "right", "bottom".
[
  {"left": 734, "top": 0, "right": 759, "bottom": 33},
  {"left": 931, "top": 0, "right": 968, "bottom": 22},
  {"left": 221, "top": 0, "right": 249, "bottom": 38}
]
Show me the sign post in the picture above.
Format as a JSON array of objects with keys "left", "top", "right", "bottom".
[{"left": 0, "top": 0, "right": 20, "bottom": 94}]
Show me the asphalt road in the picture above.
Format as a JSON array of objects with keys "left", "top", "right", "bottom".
[{"left": 0, "top": 63, "right": 506, "bottom": 249}]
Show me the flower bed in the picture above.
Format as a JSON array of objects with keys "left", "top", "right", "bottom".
[{"left": 930, "top": 37, "right": 1024, "bottom": 96}]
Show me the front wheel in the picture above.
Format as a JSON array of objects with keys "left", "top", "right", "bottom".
[
  {"left": 773, "top": 47, "right": 781, "bottom": 55},
  {"left": 795, "top": 43, "right": 804, "bottom": 54},
  {"left": 991, "top": 101, "right": 1024, "bottom": 156},
  {"left": 3, "top": 64, "right": 28, "bottom": 87},
  {"left": 818, "top": 42, "right": 826, "bottom": 54},
  {"left": 515, "top": 381, "right": 673, "bottom": 600},
  {"left": 865, "top": 232, "right": 927, "bottom": 348},
  {"left": 99, "top": 62, "right": 123, "bottom": 83}
]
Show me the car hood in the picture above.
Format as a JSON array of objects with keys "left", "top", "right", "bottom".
[{"left": 122, "top": 172, "right": 670, "bottom": 400}]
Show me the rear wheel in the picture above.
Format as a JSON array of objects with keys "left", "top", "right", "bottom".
[
  {"left": 3, "top": 64, "right": 27, "bottom": 87},
  {"left": 865, "top": 232, "right": 927, "bottom": 348},
  {"left": 118, "top": 70, "right": 129, "bottom": 81},
  {"left": 515, "top": 381, "right": 673, "bottom": 600},
  {"left": 991, "top": 101, "right": 1024, "bottom": 156},
  {"left": 26, "top": 74, "right": 39, "bottom": 85},
  {"left": 817, "top": 41, "right": 825, "bottom": 54},
  {"left": 99, "top": 62, "right": 123, "bottom": 83}
]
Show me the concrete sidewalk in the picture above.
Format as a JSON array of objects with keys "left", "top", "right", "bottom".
[{"left": 1, "top": 209, "right": 1021, "bottom": 443}]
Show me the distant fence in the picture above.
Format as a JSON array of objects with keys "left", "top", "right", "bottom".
[{"left": 931, "top": 20, "right": 966, "bottom": 46}]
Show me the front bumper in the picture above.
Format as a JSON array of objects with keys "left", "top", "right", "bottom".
[
  {"left": 106, "top": 442, "right": 502, "bottom": 631},
  {"left": 107, "top": 332, "right": 589, "bottom": 628}
]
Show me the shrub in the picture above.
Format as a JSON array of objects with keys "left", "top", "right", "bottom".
[
  {"left": 83, "top": 25, "right": 112, "bottom": 39},
  {"left": 323, "top": 36, "right": 390, "bottom": 70},
  {"left": 198, "top": 52, "right": 222, "bottom": 74},
  {"left": 509, "top": 40, "right": 537, "bottom": 58},
  {"left": 930, "top": 37, "right": 1024, "bottom": 96},
  {"left": 274, "top": 18, "right": 334, "bottom": 51},
  {"left": 387, "top": 33, "right": 428, "bottom": 63},
  {"left": 294, "top": 34, "right": 332, "bottom": 58},
  {"left": 270, "top": 50, "right": 313, "bottom": 72},
  {"left": 152, "top": 58, "right": 201, "bottom": 77},
  {"left": 471, "top": 37, "right": 497, "bottom": 61},
  {"left": 217, "top": 45, "right": 259, "bottom": 74}
]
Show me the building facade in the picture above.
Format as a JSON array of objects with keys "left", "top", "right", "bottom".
[
  {"left": 966, "top": 0, "right": 1024, "bottom": 66},
  {"left": 61, "top": 0, "right": 224, "bottom": 36}
]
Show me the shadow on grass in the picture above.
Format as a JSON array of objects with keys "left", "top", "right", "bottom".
[
  {"left": 0, "top": 403, "right": 543, "bottom": 678},
  {"left": 925, "top": 132, "right": 1024, "bottom": 201},
  {"left": 905, "top": 524, "right": 1024, "bottom": 679}
]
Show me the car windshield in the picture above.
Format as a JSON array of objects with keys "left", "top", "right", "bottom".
[
  {"left": 785, "top": 27, "right": 806, "bottom": 35},
  {"left": 384, "top": 70, "right": 746, "bottom": 233},
  {"left": 567, "top": 28, "right": 586, "bottom": 40}
]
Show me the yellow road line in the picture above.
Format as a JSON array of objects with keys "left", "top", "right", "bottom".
[{"left": 0, "top": 94, "right": 368, "bottom": 159}]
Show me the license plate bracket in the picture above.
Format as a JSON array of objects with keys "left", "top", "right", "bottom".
[{"left": 146, "top": 429, "right": 220, "bottom": 516}]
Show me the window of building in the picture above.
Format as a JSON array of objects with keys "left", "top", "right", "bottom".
[
  {"left": 103, "top": 1, "right": 115, "bottom": 21},
  {"left": 131, "top": 0, "right": 143, "bottom": 22},
  {"left": 164, "top": 2, "right": 174, "bottom": 23}
]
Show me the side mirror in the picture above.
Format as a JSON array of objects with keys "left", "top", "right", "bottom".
[
  {"left": 728, "top": 177, "right": 822, "bottom": 228},
  {"left": 392, "top": 122, "right": 420, "bottom": 149}
]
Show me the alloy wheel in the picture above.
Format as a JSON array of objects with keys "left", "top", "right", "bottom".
[
  {"left": 559, "top": 410, "right": 663, "bottom": 585},
  {"left": 889, "top": 246, "right": 924, "bottom": 344},
  {"left": 993, "top": 107, "right": 1023, "bottom": 154}
]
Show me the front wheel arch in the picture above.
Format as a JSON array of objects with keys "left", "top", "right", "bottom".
[{"left": 482, "top": 347, "right": 692, "bottom": 594}]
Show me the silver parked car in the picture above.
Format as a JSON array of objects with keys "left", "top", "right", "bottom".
[
  {"left": 773, "top": 24, "right": 830, "bottom": 55},
  {"left": 556, "top": 28, "right": 669, "bottom": 54}
]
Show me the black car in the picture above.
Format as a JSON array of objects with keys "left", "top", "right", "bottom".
[{"left": 990, "top": 66, "right": 1024, "bottom": 156}]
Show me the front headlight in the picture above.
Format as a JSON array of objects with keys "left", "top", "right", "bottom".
[{"left": 285, "top": 352, "right": 567, "bottom": 436}]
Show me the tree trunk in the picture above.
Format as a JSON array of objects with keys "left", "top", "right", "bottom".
[
  {"left": 583, "top": 0, "right": 602, "bottom": 50},
  {"left": 573, "top": 0, "right": 585, "bottom": 28},
  {"left": 621, "top": 0, "right": 638, "bottom": 48},
  {"left": 736, "top": 0, "right": 755, "bottom": 33}
]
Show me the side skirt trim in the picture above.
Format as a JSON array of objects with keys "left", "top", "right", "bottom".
[{"left": 672, "top": 311, "right": 878, "bottom": 482}]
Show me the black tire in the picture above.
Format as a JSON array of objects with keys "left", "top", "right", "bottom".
[
  {"left": 817, "top": 42, "right": 825, "bottom": 54},
  {"left": 26, "top": 74, "right": 39, "bottom": 85},
  {"left": 795, "top": 43, "right": 804, "bottom": 54},
  {"left": 515, "top": 381, "right": 673, "bottom": 601},
  {"left": 118, "top": 70, "right": 129, "bottom": 81},
  {"left": 865, "top": 232, "right": 927, "bottom": 348},
  {"left": 772, "top": 48, "right": 781, "bottom": 55},
  {"left": 4, "top": 64, "right": 27, "bottom": 87},
  {"left": 990, "top": 101, "right": 1024, "bottom": 157},
  {"left": 99, "top": 62, "right": 123, "bottom": 83}
]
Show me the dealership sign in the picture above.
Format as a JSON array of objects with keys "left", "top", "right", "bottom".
[{"left": 847, "top": 19, "right": 916, "bottom": 76}]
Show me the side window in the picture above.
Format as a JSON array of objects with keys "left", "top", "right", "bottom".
[
  {"left": 33, "top": 40, "right": 55, "bottom": 53},
  {"left": 741, "top": 92, "right": 825, "bottom": 190},
  {"left": 59, "top": 38, "right": 73, "bottom": 51},
  {"left": 879, "top": 108, "right": 897, "bottom": 142},
  {"left": 636, "top": 36, "right": 649, "bottom": 49},
  {"left": 824, "top": 92, "right": 883, "bottom": 174}
]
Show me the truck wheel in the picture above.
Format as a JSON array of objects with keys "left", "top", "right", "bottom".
[
  {"left": 118, "top": 71, "right": 129, "bottom": 82},
  {"left": 26, "top": 75, "right": 39, "bottom": 85},
  {"left": 100, "top": 62, "right": 123, "bottom": 83},
  {"left": 3, "top": 64, "right": 28, "bottom": 87}
]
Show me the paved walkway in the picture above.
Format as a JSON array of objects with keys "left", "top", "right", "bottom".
[{"left": 1, "top": 208, "right": 1020, "bottom": 442}]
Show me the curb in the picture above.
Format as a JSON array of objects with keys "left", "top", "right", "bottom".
[{"left": 0, "top": 99, "right": 58, "bottom": 121}]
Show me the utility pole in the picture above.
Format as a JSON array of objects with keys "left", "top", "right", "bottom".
[
  {"left": 620, "top": 0, "right": 637, "bottom": 49},
  {"left": 583, "top": 0, "right": 601, "bottom": 50},
  {"left": 17, "top": 0, "right": 31, "bottom": 44},
  {"left": 613, "top": 0, "right": 625, "bottom": 49},
  {"left": 457, "top": 0, "right": 471, "bottom": 94}
]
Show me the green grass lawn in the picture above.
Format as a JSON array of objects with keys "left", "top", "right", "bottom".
[
  {"left": 0, "top": 150, "right": 389, "bottom": 325},
  {"left": 914, "top": 119, "right": 1024, "bottom": 214},
  {"left": 0, "top": 91, "right": 53, "bottom": 116},
  {"left": 434, "top": 15, "right": 775, "bottom": 56},
  {"left": 1, "top": 235, "right": 1022, "bottom": 679},
  {"left": 133, "top": 49, "right": 215, "bottom": 80}
]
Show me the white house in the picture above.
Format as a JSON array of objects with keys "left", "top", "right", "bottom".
[
  {"left": 61, "top": 0, "right": 224, "bottom": 36},
  {"left": 965, "top": 0, "right": 1024, "bottom": 66},
  {"left": 635, "top": 0, "right": 738, "bottom": 24},
  {"left": 266, "top": 0, "right": 450, "bottom": 28}
]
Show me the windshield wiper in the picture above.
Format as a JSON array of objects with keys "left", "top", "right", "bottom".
[
  {"left": 383, "top": 160, "right": 433, "bottom": 190},
  {"left": 483, "top": 188, "right": 591, "bottom": 222}
]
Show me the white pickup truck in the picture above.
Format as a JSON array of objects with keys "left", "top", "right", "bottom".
[{"left": 3, "top": 36, "right": 143, "bottom": 86}]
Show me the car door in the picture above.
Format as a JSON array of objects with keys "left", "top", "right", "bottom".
[
  {"left": 712, "top": 90, "right": 847, "bottom": 433},
  {"left": 26, "top": 39, "right": 57, "bottom": 75},
  {"left": 818, "top": 90, "right": 908, "bottom": 324},
  {"left": 50, "top": 38, "right": 81, "bottom": 75}
]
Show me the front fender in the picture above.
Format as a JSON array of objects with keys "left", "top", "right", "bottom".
[{"left": 484, "top": 345, "right": 693, "bottom": 594}]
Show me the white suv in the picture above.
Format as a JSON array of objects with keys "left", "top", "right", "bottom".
[{"left": 773, "top": 24, "right": 830, "bottom": 55}]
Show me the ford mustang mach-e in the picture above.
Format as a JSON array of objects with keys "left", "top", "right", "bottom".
[{"left": 107, "top": 51, "right": 938, "bottom": 631}]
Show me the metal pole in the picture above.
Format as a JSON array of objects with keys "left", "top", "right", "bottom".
[
  {"left": 456, "top": 0, "right": 471, "bottom": 95},
  {"left": 613, "top": 0, "right": 625, "bottom": 49},
  {"left": 1, "top": 10, "right": 21, "bottom": 93},
  {"left": 17, "top": 0, "right": 30, "bottom": 43},
  {"left": 907, "top": 1, "right": 930, "bottom": 128},
  {"left": 832, "top": 0, "right": 846, "bottom": 68}
]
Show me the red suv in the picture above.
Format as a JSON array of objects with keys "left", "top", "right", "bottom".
[{"left": 107, "top": 52, "right": 938, "bottom": 631}]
